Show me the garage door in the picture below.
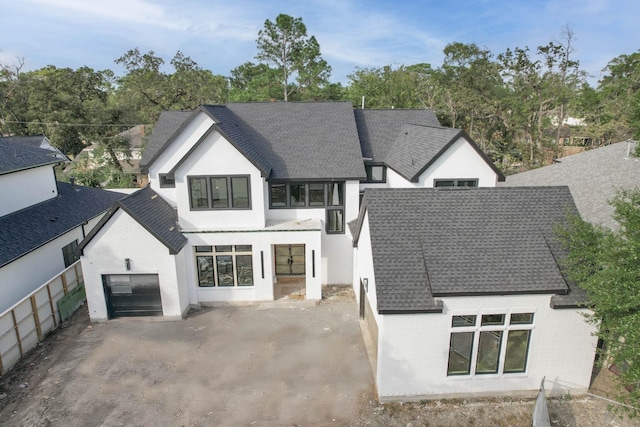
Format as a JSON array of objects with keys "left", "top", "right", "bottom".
[{"left": 102, "top": 274, "right": 162, "bottom": 318}]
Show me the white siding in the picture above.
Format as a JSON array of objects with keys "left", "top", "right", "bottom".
[
  {"left": 376, "top": 294, "right": 597, "bottom": 400},
  {"left": 148, "top": 111, "right": 214, "bottom": 205},
  {"left": 174, "top": 131, "right": 266, "bottom": 230},
  {"left": 0, "top": 226, "right": 85, "bottom": 313},
  {"left": 81, "top": 209, "right": 188, "bottom": 321},
  {"left": 0, "top": 165, "right": 58, "bottom": 216},
  {"left": 386, "top": 137, "right": 498, "bottom": 188},
  {"left": 185, "top": 227, "right": 322, "bottom": 304}
]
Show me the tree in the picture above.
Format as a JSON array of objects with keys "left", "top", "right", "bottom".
[
  {"left": 229, "top": 62, "right": 282, "bottom": 101},
  {"left": 558, "top": 188, "right": 640, "bottom": 414},
  {"left": 255, "top": 14, "right": 331, "bottom": 101}
]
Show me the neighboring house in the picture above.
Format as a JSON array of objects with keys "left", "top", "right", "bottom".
[
  {"left": 78, "top": 102, "right": 504, "bottom": 321},
  {"left": 0, "top": 139, "right": 124, "bottom": 313},
  {"left": 73, "top": 125, "right": 149, "bottom": 187},
  {"left": 0, "top": 135, "right": 68, "bottom": 160},
  {"left": 351, "top": 187, "right": 597, "bottom": 400},
  {"left": 503, "top": 140, "right": 640, "bottom": 229}
]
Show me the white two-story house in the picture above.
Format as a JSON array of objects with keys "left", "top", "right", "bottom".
[
  {"left": 0, "top": 138, "right": 124, "bottom": 314},
  {"left": 78, "top": 102, "right": 504, "bottom": 320}
]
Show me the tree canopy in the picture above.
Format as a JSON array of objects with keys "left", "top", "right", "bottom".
[{"left": 558, "top": 188, "right": 640, "bottom": 414}]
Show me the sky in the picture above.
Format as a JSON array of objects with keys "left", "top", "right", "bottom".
[{"left": 1, "top": 0, "right": 639, "bottom": 87}]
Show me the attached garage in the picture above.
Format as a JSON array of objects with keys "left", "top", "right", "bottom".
[{"left": 103, "top": 274, "right": 162, "bottom": 318}]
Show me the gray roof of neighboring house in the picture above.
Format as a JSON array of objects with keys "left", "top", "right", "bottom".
[
  {"left": 79, "top": 186, "right": 187, "bottom": 255},
  {"left": 354, "top": 109, "right": 441, "bottom": 161},
  {"left": 140, "top": 110, "right": 192, "bottom": 168},
  {"left": 0, "top": 182, "right": 125, "bottom": 268},
  {"left": 0, "top": 139, "right": 64, "bottom": 175},
  {"left": 354, "top": 187, "right": 585, "bottom": 313},
  {"left": 503, "top": 141, "right": 640, "bottom": 229},
  {"left": 141, "top": 102, "right": 366, "bottom": 180}
]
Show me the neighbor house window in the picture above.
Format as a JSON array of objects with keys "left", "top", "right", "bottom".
[
  {"left": 434, "top": 179, "right": 478, "bottom": 187},
  {"left": 363, "top": 164, "right": 386, "bottom": 183},
  {"left": 62, "top": 240, "right": 79, "bottom": 268},
  {"left": 195, "top": 245, "right": 253, "bottom": 287},
  {"left": 159, "top": 174, "right": 176, "bottom": 188},
  {"left": 188, "top": 176, "right": 251, "bottom": 210},
  {"left": 268, "top": 182, "right": 345, "bottom": 234},
  {"left": 447, "top": 312, "right": 533, "bottom": 376}
]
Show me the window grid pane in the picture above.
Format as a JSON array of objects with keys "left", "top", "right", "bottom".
[
  {"left": 190, "top": 177, "right": 209, "bottom": 208},
  {"left": 448, "top": 332, "right": 474, "bottom": 375},
  {"left": 236, "top": 255, "right": 253, "bottom": 286},
  {"left": 216, "top": 255, "right": 234, "bottom": 286},
  {"left": 510, "top": 313, "right": 534, "bottom": 324},
  {"left": 197, "top": 256, "right": 214, "bottom": 287},
  {"left": 308, "top": 183, "right": 325, "bottom": 206},
  {"left": 452, "top": 315, "right": 476, "bottom": 327},
  {"left": 327, "top": 209, "right": 344, "bottom": 233},
  {"left": 270, "top": 183, "right": 287, "bottom": 207},
  {"left": 476, "top": 331, "right": 503, "bottom": 374},
  {"left": 504, "top": 330, "right": 531, "bottom": 373},
  {"left": 231, "top": 176, "right": 249, "bottom": 208},
  {"left": 327, "top": 182, "right": 343, "bottom": 206},
  {"left": 211, "top": 177, "right": 229, "bottom": 208},
  {"left": 481, "top": 314, "right": 505, "bottom": 326},
  {"left": 290, "top": 184, "right": 306, "bottom": 207}
]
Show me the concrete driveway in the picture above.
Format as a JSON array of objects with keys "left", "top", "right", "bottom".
[{"left": 0, "top": 299, "right": 374, "bottom": 426}]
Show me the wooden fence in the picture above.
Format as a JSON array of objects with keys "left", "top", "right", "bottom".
[{"left": 0, "top": 261, "right": 84, "bottom": 375}]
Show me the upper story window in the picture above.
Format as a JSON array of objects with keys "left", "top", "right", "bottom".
[
  {"left": 188, "top": 175, "right": 251, "bottom": 210},
  {"left": 62, "top": 240, "right": 79, "bottom": 268},
  {"left": 363, "top": 164, "right": 387, "bottom": 183},
  {"left": 434, "top": 179, "right": 478, "bottom": 188},
  {"left": 269, "top": 181, "right": 345, "bottom": 234},
  {"left": 447, "top": 312, "right": 534, "bottom": 376},
  {"left": 159, "top": 174, "right": 176, "bottom": 188}
]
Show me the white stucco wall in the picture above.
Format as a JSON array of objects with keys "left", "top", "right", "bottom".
[
  {"left": 354, "top": 213, "right": 597, "bottom": 400},
  {"left": 81, "top": 209, "right": 188, "bottom": 321},
  {"left": 0, "top": 226, "right": 86, "bottom": 313},
  {"left": 0, "top": 165, "right": 58, "bottom": 217},
  {"left": 148, "top": 110, "right": 213, "bottom": 204},
  {"left": 386, "top": 137, "right": 499, "bottom": 188},
  {"left": 184, "top": 227, "right": 322, "bottom": 304},
  {"left": 376, "top": 294, "right": 597, "bottom": 400},
  {"left": 174, "top": 131, "right": 266, "bottom": 230}
]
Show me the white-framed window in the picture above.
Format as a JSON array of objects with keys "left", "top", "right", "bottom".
[
  {"left": 447, "top": 312, "right": 534, "bottom": 376},
  {"left": 195, "top": 245, "right": 253, "bottom": 287}
]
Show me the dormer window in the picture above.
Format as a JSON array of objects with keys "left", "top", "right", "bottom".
[{"left": 363, "top": 164, "right": 386, "bottom": 183}]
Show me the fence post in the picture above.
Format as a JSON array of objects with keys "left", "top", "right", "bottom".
[
  {"left": 10, "top": 309, "right": 23, "bottom": 357},
  {"left": 46, "top": 282, "right": 58, "bottom": 328},
  {"left": 61, "top": 271, "right": 69, "bottom": 294},
  {"left": 30, "top": 295, "right": 43, "bottom": 341}
]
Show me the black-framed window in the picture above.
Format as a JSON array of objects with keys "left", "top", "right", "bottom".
[
  {"left": 159, "top": 174, "right": 176, "bottom": 188},
  {"left": 62, "top": 240, "right": 79, "bottom": 268},
  {"left": 363, "top": 164, "right": 387, "bottom": 183},
  {"left": 188, "top": 175, "right": 251, "bottom": 210},
  {"left": 447, "top": 313, "right": 534, "bottom": 376},
  {"left": 434, "top": 179, "right": 478, "bottom": 188},
  {"left": 195, "top": 245, "right": 253, "bottom": 287},
  {"left": 268, "top": 182, "right": 345, "bottom": 234}
]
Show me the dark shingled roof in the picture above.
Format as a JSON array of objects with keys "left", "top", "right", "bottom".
[
  {"left": 140, "top": 110, "right": 192, "bottom": 169},
  {"left": 0, "top": 139, "right": 63, "bottom": 175},
  {"left": 79, "top": 186, "right": 187, "bottom": 255},
  {"left": 0, "top": 182, "right": 125, "bottom": 268},
  {"left": 141, "top": 102, "right": 366, "bottom": 180},
  {"left": 384, "top": 124, "right": 462, "bottom": 182},
  {"left": 355, "top": 187, "right": 585, "bottom": 313},
  {"left": 354, "top": 109, "right": 441, "bottom": 161},
  {"left": 503, "top": 141, "right": 640, "bottom": 230}
]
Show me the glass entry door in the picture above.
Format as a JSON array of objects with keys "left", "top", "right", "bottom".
[{"left": 275, "top": 244, "right": 305, "bottom": 275}]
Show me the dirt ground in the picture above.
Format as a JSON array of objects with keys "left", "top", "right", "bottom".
[{"left": 0, "top": 287, "right": 638, "bottom": 427}]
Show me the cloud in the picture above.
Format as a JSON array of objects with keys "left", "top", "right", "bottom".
[{"left": 30, "top": 0, "right": 190, "bottom": 30}]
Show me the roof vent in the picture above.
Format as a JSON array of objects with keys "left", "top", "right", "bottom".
[{"left": 151, "top": 194, "right": 158, "bottom": 200}]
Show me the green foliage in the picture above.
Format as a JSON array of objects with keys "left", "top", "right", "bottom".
[
  {"left": 255, "top": 14, "right": 331, "bottom": 101},
  {"left": 558, "top": 189, "right": 640, "bottom": 414}
]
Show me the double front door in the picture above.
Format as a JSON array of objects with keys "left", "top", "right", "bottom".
[{"left": 274, "top": 244, "right": 305, "bottom": 275}]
